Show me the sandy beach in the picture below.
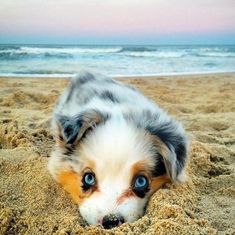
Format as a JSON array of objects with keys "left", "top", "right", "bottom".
[{"left": 0, "top": 73, "right": 235, "bottom": 235}]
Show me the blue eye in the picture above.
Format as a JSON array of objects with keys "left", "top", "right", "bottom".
[
  {"left": 134, "top": 175, "right": 148, "bottom": 189},
  {"left": 83, "top": 173, "right": 96, "bottom": 186}
]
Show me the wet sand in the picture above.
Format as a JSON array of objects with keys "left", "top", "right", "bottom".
[{"left": 0, "top": 73, "right": 235, "bottom": 235}]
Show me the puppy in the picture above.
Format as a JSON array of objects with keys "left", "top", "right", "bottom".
[{"left": 48, "top": 71, "right": 188, "bottom": 229}]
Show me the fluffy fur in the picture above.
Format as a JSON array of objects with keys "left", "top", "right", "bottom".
[{"left": 48, "top": 71, "right": 188, "bottom": 228}]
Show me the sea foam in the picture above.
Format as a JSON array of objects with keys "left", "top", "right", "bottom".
[{"left": 0, "top": 45, "right": 234, "bottom": 76}]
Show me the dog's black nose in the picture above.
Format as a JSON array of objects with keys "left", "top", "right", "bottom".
[{"left": 102, "top": 214, "right": 124, "bottom": 229}]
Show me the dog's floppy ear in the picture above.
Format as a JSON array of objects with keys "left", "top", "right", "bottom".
[
  {"left": 54, "top": 109, "right": 109, "bottom": 145},
  {"left": 147, "top": 119, "right": 188, "bottom": 182}
]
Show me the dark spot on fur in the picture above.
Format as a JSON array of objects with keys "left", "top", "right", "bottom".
[
  {"left": 67, "top": 120, "right": 83, "bottom": 144},
  {"left": 100, "top": 91, "right": 120, "bottom": 103},
  {"left": 75, "top": 89, "right": 99, "bottom": 106},
  {"left": 142, "top": 109, "right": 156, "bottom": 120},
  {"left": 174, "top": 142, "right": 187, "bottom": 175},
  {"left": 123, "top": 110, "right": 158, "bottom": 128},
  {"left": 66, "top": 72, "right": 95, "bottom": 104},
  {"left": 151, "top": 154, "right": 167, "bottom": 177},
  {"left": 56, "top": 109, "right": 110, "bottom": 145},
  {"left": 64, "top": 145, "right": 74, "bottom": 156},
  {"left": 74, "top": 72, "right": 95, "bottom": 86},
  {"left": 147, "top": 122, "right": 187, "bottom": 176},
  {"left": 57, "top": 115, "right": 83, "bottom": 144},
  {"left": 61, "top": 155, "right": 79, "bottom": 164}
]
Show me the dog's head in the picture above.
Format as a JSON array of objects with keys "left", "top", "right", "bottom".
[{"left": 48, "top": 109, "right": 188, "bottom": 229}]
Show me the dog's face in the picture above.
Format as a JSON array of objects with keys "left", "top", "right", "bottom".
[{"left": 48, "top": 109, "right": 187, "bottom": 229}]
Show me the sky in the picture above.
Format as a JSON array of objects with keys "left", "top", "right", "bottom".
[{"left": 0, "top": 0, "right": 235, "bottom": 45}]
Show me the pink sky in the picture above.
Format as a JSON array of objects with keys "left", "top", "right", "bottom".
[{"left": 0, "top": 0, "right": 235, "bottom": 44}]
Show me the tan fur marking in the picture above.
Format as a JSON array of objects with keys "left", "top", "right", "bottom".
[
  {"left": 131, "top": 160, "right": 151, "bottom": 177},
  {"left": 57, "top": 160, "right": 97, "bottom": 205},
  {"left": 150, "top": 174, "right": 170, "bottom": 192},
  {"left": 58, "top": 171, "right": 84, "bottom": 204}
]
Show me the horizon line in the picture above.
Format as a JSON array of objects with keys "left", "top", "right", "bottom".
[{"left": 1, "top": 42, "right": 235, "bottom": 46}]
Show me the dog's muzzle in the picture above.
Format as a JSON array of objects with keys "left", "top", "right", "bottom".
[{"left": 101, "top": 214, "right": 125, "bottom": 229}]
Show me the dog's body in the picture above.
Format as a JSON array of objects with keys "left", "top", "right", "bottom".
[{"left": 48, "top": 71, "right": 188, "bottom": 228}]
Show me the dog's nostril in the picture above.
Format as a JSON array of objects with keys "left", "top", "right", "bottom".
[{"left": 102, "top": 214, "right": 124, "bottom": 229}]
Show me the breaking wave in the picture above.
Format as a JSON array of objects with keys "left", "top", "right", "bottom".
[
  {"left": 0, "top": 44, "right": 235, "bottom": 76},
  {"left": 117, "top": 46, "right": 156, "bottom": 53}
]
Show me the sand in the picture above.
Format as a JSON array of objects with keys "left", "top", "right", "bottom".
[{"left": 0, "top": 73, "right": 235, "bottom": 235}]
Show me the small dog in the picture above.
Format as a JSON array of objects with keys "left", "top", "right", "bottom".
[{"left": 48, "top": 71, "right": 188, "bottom": 229}]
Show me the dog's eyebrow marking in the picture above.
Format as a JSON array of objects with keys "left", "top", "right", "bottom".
[
  {"left": 116, "top": 189, "right": 135, "bottom": 205},
  {"left": 100, "top": 90, "right": 120, "bottom": 103}
]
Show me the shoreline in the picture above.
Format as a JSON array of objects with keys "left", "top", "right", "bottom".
[{"left": 0, "top": 71, "right": 235, "bottom": 79}]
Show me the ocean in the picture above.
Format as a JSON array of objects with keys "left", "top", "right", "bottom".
[{"left": 0, "top": 44, "right": 235, "bottom": 77}]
